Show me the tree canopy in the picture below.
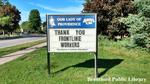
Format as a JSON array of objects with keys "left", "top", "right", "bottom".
[
  {"left": 28, "top": 9, "right": 41, "bottom": 32},
  {"left": 83, "top": 0, "right": 136, "bottom": 38},
  {"left": 120, "top": 0, "right": 150, "bottom": 49},
  {"left": 0, "top": 0, "right": 21, "bottom": 34},
  {"left": 21, "top": 21, "right": 30, "bottom": 33}
]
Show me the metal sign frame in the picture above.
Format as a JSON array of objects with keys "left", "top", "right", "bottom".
[{"left": 46, "top": 13, "right": 98, "bottom": 78}]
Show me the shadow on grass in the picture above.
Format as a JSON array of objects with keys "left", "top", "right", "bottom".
[{"left": 53, "top": 59, "right": 123, "bottom": 77}]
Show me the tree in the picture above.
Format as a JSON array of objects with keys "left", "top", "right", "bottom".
[
  {"left": 121, "top": 14, "right": 150, "bottom": 49},
  {"left": 42, "top": 21, "right": 46, "bottom": 28},
  {"left": 28, "top": 9, "right": 41, "bottom": 32},
  {"left": 41, "top": 21, "right": 46, "bottom": 33},
  {"left": 0, "top": 0, "right": 10, "bottom": 7},
  {"left": 0, "top": 0, "right": 21, "bottom": 35},
  {"left": 83, "top": 0, "right": 136, "bottom": 38},
  {"left": 0, "top": 16, "right": 11, "bottom": 35},
  {"left": 120, "top": 0, "right": 150, "bottom": 49},
  {"left": 135, "top": 0, "right": 150, "bottom": 17},
  {"left": 0, "top": 0, "right": 2, "bottom": 6},
  {"left": 21, "top": 21, "right": 30, "bottom": 33}
]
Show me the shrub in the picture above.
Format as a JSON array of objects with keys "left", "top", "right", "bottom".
[
  {"left": 132, "top": 34, "right": 147, "bottom": 47},
  {"left": 120, "top": 14, "right": 150, "bottom": 49}
]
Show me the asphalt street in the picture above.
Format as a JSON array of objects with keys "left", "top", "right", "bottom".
[{"left": 0, "top": 37, "right": 46, "bottom": 48}]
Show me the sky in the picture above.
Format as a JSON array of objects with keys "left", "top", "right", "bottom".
[{"left": 9, "top": 0, "right": 84, "bottom": 23}]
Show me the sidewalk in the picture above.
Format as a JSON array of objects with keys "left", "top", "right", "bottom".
[{"left": 0, "top": 43, "right": 46, "bottom": 65}]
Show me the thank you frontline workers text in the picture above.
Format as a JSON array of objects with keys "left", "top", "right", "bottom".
[{"left": 47, "top": 14, "right": 96, "bottom": 52}]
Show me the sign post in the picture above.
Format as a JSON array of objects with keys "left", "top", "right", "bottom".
[
  {"left": 46, "top": 14, "right": 50, "bottom": 75},
  {"left": 46, "top": 14, "right": 98, "bottom": 78}
]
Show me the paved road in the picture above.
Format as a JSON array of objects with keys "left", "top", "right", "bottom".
[{"left": 0, "top": 37, "right": 46, "bottom": 48}]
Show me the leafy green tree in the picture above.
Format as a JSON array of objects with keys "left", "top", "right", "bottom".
[
  {"left": 21, "top": 21, "right": 30, "bottom": 33},
  {"left": 0, "top": 16, "right": 11, "bottom": 35},
  {"left": 0, "top": 0, "right": 21, "bottom": 35},
  {"left": 83, "top": 0, "right": 136, "bottom": 38},
  {"left": 0, "top": 0, "right": 10, "bottom": 6},
  {"left": 120, "top": 14, "right": 150, "bottom": 49},
  {"left": 41, "top": 21, "right": 46, "bottom": 33},
  {"left": 0, "top": 16, "right": 11, "bottom": 26},
  {"left": 120, "top": 0, "right": 150, "bottom": 49},
  {"left": 42, "top": 21, "right": 46, "bottom": 28},
  {"left": 28, "top": 9, "right": 41, "bottom": 33},
  {"left": 135, "top": 0, "right": 150, "bottom": 17},
  {"left": 0, "top": 0, "right": 2, "bottom": 6}
]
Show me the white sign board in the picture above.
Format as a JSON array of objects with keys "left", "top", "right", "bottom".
[{"left": 47, "top": 14, "right": 97, "bottom": 52}]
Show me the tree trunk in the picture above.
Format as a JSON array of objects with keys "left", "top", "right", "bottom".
[{"left": 2, "top": 30, "right": 5, "bottom": 36}]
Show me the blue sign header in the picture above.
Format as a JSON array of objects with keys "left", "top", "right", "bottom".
[{"left": 47, "top": 14, "right": 96, "bottom": 29}]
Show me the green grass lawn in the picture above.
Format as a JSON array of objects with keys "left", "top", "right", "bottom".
[
  {"left": 0, "top": 37, "right": 149, "bottom": 84},
  {"left": 0, "top": 39, "right": 46, "bottom": 57}
]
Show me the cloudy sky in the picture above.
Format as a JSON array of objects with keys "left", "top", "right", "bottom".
[{"left": 9, "top": 0, "right": 84, "bottom": 23}]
